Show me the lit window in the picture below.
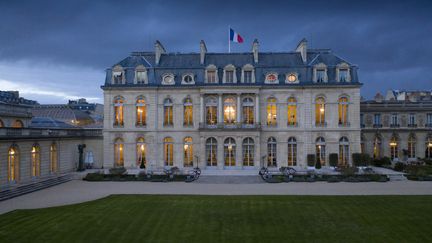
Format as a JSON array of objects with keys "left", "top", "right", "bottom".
[
  {"left": 390, "top": 136, "right": 398, "bottom": 160},
  {"left": 288, "top": 137, "right": 297, "bottom": 166},
  {"left": 207, "top": 71, "right": 217, "bottom": 83},
  {"left": 12, "top": 120, "right": 23, "bottom": 128},
  {"left": 286, "top": 73, "right": 297, "bottom": 83},
  {"left": 426, "top": 137, "right": 432, "bottom": 159},
  {"left": 316, "top": 137, "right": 326, "bottom": 165},
  {"left": 287, "top": 97, "right": 297, "bottom": 126},
  {"left": 164, "top": 98, "right": 173, "bottom": 126},
  {"left": 242, "top": 98, "right": 254, "bottom": 125},
  {"left": 315, "top": 97, "right": 326, "bottom": 126},
  {"left": 183, "top": 137, "right": 194, "bottom": 167},
  {"left": 407, "top": 135, "right": 416, "bottom": 158},
  {"left": 223, "top": 97, "right": 236, "bottom": 125},
  {"left": 265, "top": 73, "right": 278, "bottom": 83},
  {"left": 136, "top": 97, "right": 147, "bottom": 126},
  {"left": 183, "top": 98, "right": 193, "bottom": 126},
  {"left": 338, "top": 97, "right": 349, "bottom": 126},
  {"left": 136, "top": 138, "right": 146, "bottom": 168},
  {"left": 50, "top": 143, "right": 58, "bottom": 173},
  {"left": 114, "top": 138, "right": 124, "bottom": 167},
  {"left": 267, "top": 137, "right": 277, "bottom": 167},
  {"left": 206, "top": 137, "right": 217, "bottom": 166},
  {"left": 205, "top": 97, "right": 218, "bottom": 125},
  {"left": 164, "top": 137, "right": 174, "bottom": 166},
  {"left": 242, "top": 137, "right": 254, "bottom": 166},
  {"left": 266, "top": 97, "right": 277, "bottom": 126},
  {"left": 373, "top": 136, "right": 382, "bottom": 159},
  {"left": 113, "top": 96, "right": 124, "bottom": 127},
  {"left": 31, "top": 144, "right": 41, "bottom": 177},
  {"left": 339, "top": 137, "right": 349, "bottom": 165},
  {"left": 8, "top": 145, "right": 19, "bottom": 182},
  {"left": 224, "top": 137, "right": 236, "bottom": 166}
]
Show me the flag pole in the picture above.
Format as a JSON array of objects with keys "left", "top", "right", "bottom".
[{"left": 228, "top": 25, "right": 231, "bottom": 53}]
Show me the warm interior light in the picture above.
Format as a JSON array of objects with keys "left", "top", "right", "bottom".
[
  {"left": 10, "top": 150, "right": 15, "bottom": 155},
  {"left": 140, "top": 144, "right": 145, "bottom": 151},
  {"left": 390, "top": 142, "right": 397, "bottom": 146},
  {"left": 184, "top": 144, "right": 189, "bottom": 150},
  {"left": 428, "top": 143, "right": 432, "bottom": 148},
  {"left": 32, "top": 147, "right": 36, "bottom": 153},
  {"left": 228, "top": 144, "right": 233, "bottom": 151},
  {"left": 320, "top": 107, "right": 325, "bottom": 113}
]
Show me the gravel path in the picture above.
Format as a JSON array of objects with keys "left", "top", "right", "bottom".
[{"left": 1, "top": 180, "right": 432, "bottom": 215}]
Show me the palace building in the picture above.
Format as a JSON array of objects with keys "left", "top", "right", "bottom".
[{"left": 101, "top": 39, "right": 362, "bottom": 171}]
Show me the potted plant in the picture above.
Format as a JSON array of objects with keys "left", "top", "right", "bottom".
[
  {"left": 315, "top": 156, "right": 322, "bottom": 170},
  {"left": 329, "top": 153, "right": 338, "bottom": 169},
  {"left": 307, "top": 154, "right": 316, "bottom": 170}
]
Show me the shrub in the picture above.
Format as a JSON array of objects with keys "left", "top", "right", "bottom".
[
  {"left": 329, "top": 153, "right": 338, "bottom": 167},
  {"left": 307, "top": 154, "right": 315, "bottom": 167},
  {"left": 394, "top": 162, "right": 405, "bottom": 172},
  {"left": 109, "top": 167, "right": 127, "bottom": 175},
  {"left": 327, "top": 176, "right": 341, "bottom": 183},
  {"left": 83, "top": 173, "right": 104, "bottom": 181},
  {"left": 423, "top": 159, "right": 432, "bottom": 166},
  {"left": 340, "top": 166, "right": 358, "bottom": 177},
  {"left": 361, "top": 153, "right": 371, "bottom": 167},
  {"left": 315, "top": 156, "right": 322, "bottom": 169},
  {"left": 352, "top": 153, "right": 363, "bottom": 167}
]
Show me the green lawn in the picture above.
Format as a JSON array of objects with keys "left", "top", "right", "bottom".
[{"left": 1, "top": 195, "right": 431, "bottom": 243}]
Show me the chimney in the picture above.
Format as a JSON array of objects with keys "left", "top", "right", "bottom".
[
  {"left": 252, "top": 39, "right": 259, "bottom": 63},
  {"left": 295, "top": 38, "right": 307, "bottom": 64},
  {"left": 155, "top": 40, "right": 166, "bottom": 65},
  {"left": 200, "top": 40, "right": 207, "bottom": 65},
  {"left": 374, "top": 93, "right": 384, "bottom": 103}
]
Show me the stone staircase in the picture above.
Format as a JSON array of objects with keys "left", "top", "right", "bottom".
[
  {"left": 194, "top": 175, "right": 264, "bottom": 184},
  {"left": 0, "top": 174, "right": 73, "bottom": 201},
  {"left": 387, "top": 174, "right": 407, "bottom": 181}
]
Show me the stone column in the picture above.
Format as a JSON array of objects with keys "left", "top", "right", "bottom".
[
  {"left": 236, "top": 136, "right": 243, "bottom": 168},
  {"left": 218, "top": 94, "right": 223, "bottom": 124},
  {"left": 217, "top": 136, "right": 224, "bottom": 169},
  {"left": 255, "top": 93, "right": 260, "bottom": 124},
  {"left": 237, "top": 94, "right": 241, "bottom": 123},
  {"left": 200, "top": 94, "right": 204, "bottom": 124}
]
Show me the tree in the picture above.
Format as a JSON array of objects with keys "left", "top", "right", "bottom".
[{"left": 329, "top": 153, "right": 338, "bottom": 167}]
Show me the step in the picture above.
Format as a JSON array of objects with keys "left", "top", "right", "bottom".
[
  {"left": 194, "top": 175, "right": 264, "bottom": 184},
  {"left": 388, "top": 174, "right": 407, "bottom": 181}
]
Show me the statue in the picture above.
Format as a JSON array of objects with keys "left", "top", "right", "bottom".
[{"left": 77, "top": 144, "right": 86, "bottom": 171}]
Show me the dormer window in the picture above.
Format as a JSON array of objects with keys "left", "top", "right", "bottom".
[
  {"left": 265, "top": 73, "right": 279, "bottom": 84},
  {"left": 314, "top": 63, "right": 328, "bottom": 83},
  {"left": 316, "top": 70, "right": 325, "bottom": 83},
  {"left": 336, "top": 63, "right": 351, "bottom": 82},
  {"left": 241, "top": 64, "right": 255, "bottom": 83},
  {"left": 223, "top": 64, "right": 237, "bottom": 84},
  {"left": 205, "top": 64, "right": 218, "bottom": 83},
  {"left": 162, "top": 74, "right": 175, "bottom": 85},
  {"left": 286, "top": 73, "right": 298, "bottom": 84},
  {"left": 135, "top": 65, "right": 148, "bottom": 84},
  {"left": 339, "top": 69, "right": 348, "bottom": 82},
  {"left": 226, "top": 71, "right": 234, "bottom": 83},
  {"left": 112, "top": 72, "right": 123, "bottom": 84},
  {"left": 182, "top": 74, "right": 195, "bottom": 85}
]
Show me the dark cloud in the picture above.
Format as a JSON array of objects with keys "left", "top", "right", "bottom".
[{"left": 0, "top": 0, "right": 431, "bottom": 102}]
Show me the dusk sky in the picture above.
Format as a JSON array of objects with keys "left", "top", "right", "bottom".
[{"left": 0, "top": 0, "right": 431, "bottom": 104}]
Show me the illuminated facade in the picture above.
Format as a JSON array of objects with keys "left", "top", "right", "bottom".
[{"left": 102, "top": 39, "right": 362, "bottom": 170}]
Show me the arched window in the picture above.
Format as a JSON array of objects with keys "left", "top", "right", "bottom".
[
  {"left": 288, "top": 137, "right": 297, "bottom": 166},
  {"left": 12, "top": 120, "right": 24, "bottom": 128},
  {"left": 183, "top": 97, "right": 193, "bottom": 126},
  {"left": 316, "top": 137, "right": 326, "bottom": 165},
  {"left": 223, "top": 97, "right": 236, "bottom": 125},
  {"left": 184, "top": 137, "right": 193, "bottom": 167},
  {"left": 206, "top": 137, "right": 217, "bottom": 166},
  {"left": 205, "top": 97, "right": 218, "bottom": 125},
  {"left": 8, "top": 145, "right": 19, "bottom": 182},
  {"left": 336, "top": 63, "right": 351, "bottom": 82},
  {"left": 266, "top": 97, "right": 277, "bottom": 126},
  {"left": 265, "top": 73, "right": 279, "bottom": 84},
  {"left": 163, "top": 98, "right": 173, "bottom": 126},
  {"left": 136, "top": 97, "right": 147, "bottom": 126},
  {"left": 31, "top": 144, "right": 41, "bottom": 177},
  {"left": 267, "top": 137, "right": 277, "bottom": 167},
  {"left": 162, "top": 73, "right": 175, "bottom": 85},
  {"left": 338, "top": 97, "right": 349, "bottom": 126},
  {"left": 224, "top": 137, "right": 236, "bottom": 166},
  {"left": 242, "top": 64, "right": 255, "bottom": 83},
  {"left": 223, "top": 64, "right": 236, "bottom": 83},
  {"left": 0, "top": 119, "right": 4, "bottom": 127},
  {"left": 164, "top": 137, "right": 174, "bottom": 166},
  {"left": 339, "top": 137, "right": 349, "bottom": 165},
  {"left": 426, "top": 136, "right": 432, "bottom": 159},
  {"left": 50, "top": 143, "right": 58, "bottom": 173},
  {"left": 287, "top": 97, "right": 297, "bottom": 126},
  {"left": 373, "top": 135, "right": 382, "bottom": 159},
  {"left": 315, "top": 97, "right": 326, "bottom": 126},
  {"left": 390, "top": 135, "right": 398, "bottom": 160},
  {"left": 242, "top": 97, "right": 254, "bottom": 125},
  {"left": 114, "top": 138, "right": 124, "bottom": 167},
  {"left": 242, "top": 137, "right": 254, "bottom": 166},
  {"left": 205, "top": 64, "right": 218, "bottom": 83},
  {"left": 136, "top": 137, "right": 146, "bottom": 167},
  {"left": 113, "top": 96, "right": 124, "bottom": 126},
  {"left": 407, "top": 135, "right": 416, "bottom": 159}
]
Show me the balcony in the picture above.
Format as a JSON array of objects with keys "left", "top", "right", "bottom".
[
  {"left": 407, "top": 124, "right": 417, "bottom": 128},
  {"left": 199, "top": 122, "right": 261, "bottom": 130},
  {"left": 315, "top": 122, "right": 327, "bottom": 128},
  {"left": 390, "top": 124, "right": 400, "bottom": 128},
  {"left": 373, "top": 124, "right": 383, "bottom": 128},
  {"left": 287, "top": 122, "right": 298, "bottom": 127},
  {"left": 0, "top": 128, "right": 102, "bottom": 140}
]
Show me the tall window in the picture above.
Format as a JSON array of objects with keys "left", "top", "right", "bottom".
[
  {"left": 136, "top": 97, "right": 147, "bottom": 126},
  {"left": 338, "top": 69, "right": 348, "bottom": 82},
  {"left": 391, "top": 114, "right": 399, "bottom": 126},
  {"left": 207, "top": 71, "right": 217, "bottom": 83},
  {"left": 407, "top": 135, "right": 416, "bottom": 159},
  {"left": 426, "top": 137, "right": 432, "bottom": 159},
  {"left": 242, "top": 98, "right": 254, "bottom": 125},
  {"left": 338, "top": 97, "right": 349, "bottom": 126},
  {"left": 360, "top": 113, "right": 364, "bottom": 127},
  {"left": 206, "top": 137, "right": 217, "bottom": 166},
  {"left": 242, "top": 137, "right": 254, "bottom": 166},
  {"left": 267, "top": 137, "right": 277, "bottom": 167},
  {"left": 135, "top": 66, "right": 147, "bottom": 84},
  {"left": 164, "top": 98, "right": 173, "bottom": 126},
  {"left": 224, "top": 138, "right": 236, "bottom": 166},
  {"left": 373, "top": 135, "right": 382, "bottom": 159},
  {"left": 224, "top": 97, "right": 236, "bottom": 124},
  {"left": 183, "top": 137, "right": 193, "bottom": 167},
  {"left": 427, "top": 113, "right": 432, "bottom": 126},
  {"left": 287, "top": 137, "right": 297, "bottom": 166},
  {"left": 408, "top": 114, "right": 416, "bottom": 126},
  {"left": 205, "top": 97, "right": 218, "bottom": 125},
  {"left": 113, "top": 96, "right": 124, "bottom": 126},
  {"left": 164, "top": 137, "right": 174, "bottom": 166},
  {"left": 8, "top": 145, "right": 19, "bottom": 182},
  {"left": 374, "top": 114, "right": 381, "bottom": 126},
  {"left": 50, "top": 143, "right": 58, "bottom": 173},
  {"left": 112, "top": 70, "right": 123, "bottom": 84},
  {"left": 0, "top": 119, "right": 4, "bottom": 127},
  {"left": 266, "top": 97, "right": 277, "bottom": 126},
  {"left": 244, "top": 70, "right": 252, "bottom": 83},
  {"left": 114, "top": 138, "right": 124, "bottom": 167},
  {"left": 183, "top": 98, "right": 193, "bottom": 126},
  {"left": 136, "top": 137, "right": 146, "bottom": 167},
  {"left": 31, "top": 144, "right": 41, "bottom": 177},
  {"left": 12, "top": 120, "right": 24, "bottom": 128},
  {"left": 390, "top": 136, "right": 398, "bottom": 160},
  {"left": 315, "top": 97, "right": 326, "bottom": 126},
  {"left": 316, "top": 137, "right": 326, "bottom": 165},
  {"left": 287, "top": 97, "right": 297, "bottom": 126},
  {"left": 339, "top": 137, "right": 349, "bottom": 165},
  {"left": 316, "top": 69, "right": 326, "bottom": 83}
]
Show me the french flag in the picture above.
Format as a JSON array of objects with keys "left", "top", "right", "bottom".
[{"left": 230, "top": 28, "right": 244, "bottom": 43}]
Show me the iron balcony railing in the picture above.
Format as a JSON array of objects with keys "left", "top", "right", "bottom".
[
  {"left": 0, "top": 128, "right": 102, "bottom": 139},
  {"left": 199, "top": 122, "right": 261, "bottom": 130}
]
